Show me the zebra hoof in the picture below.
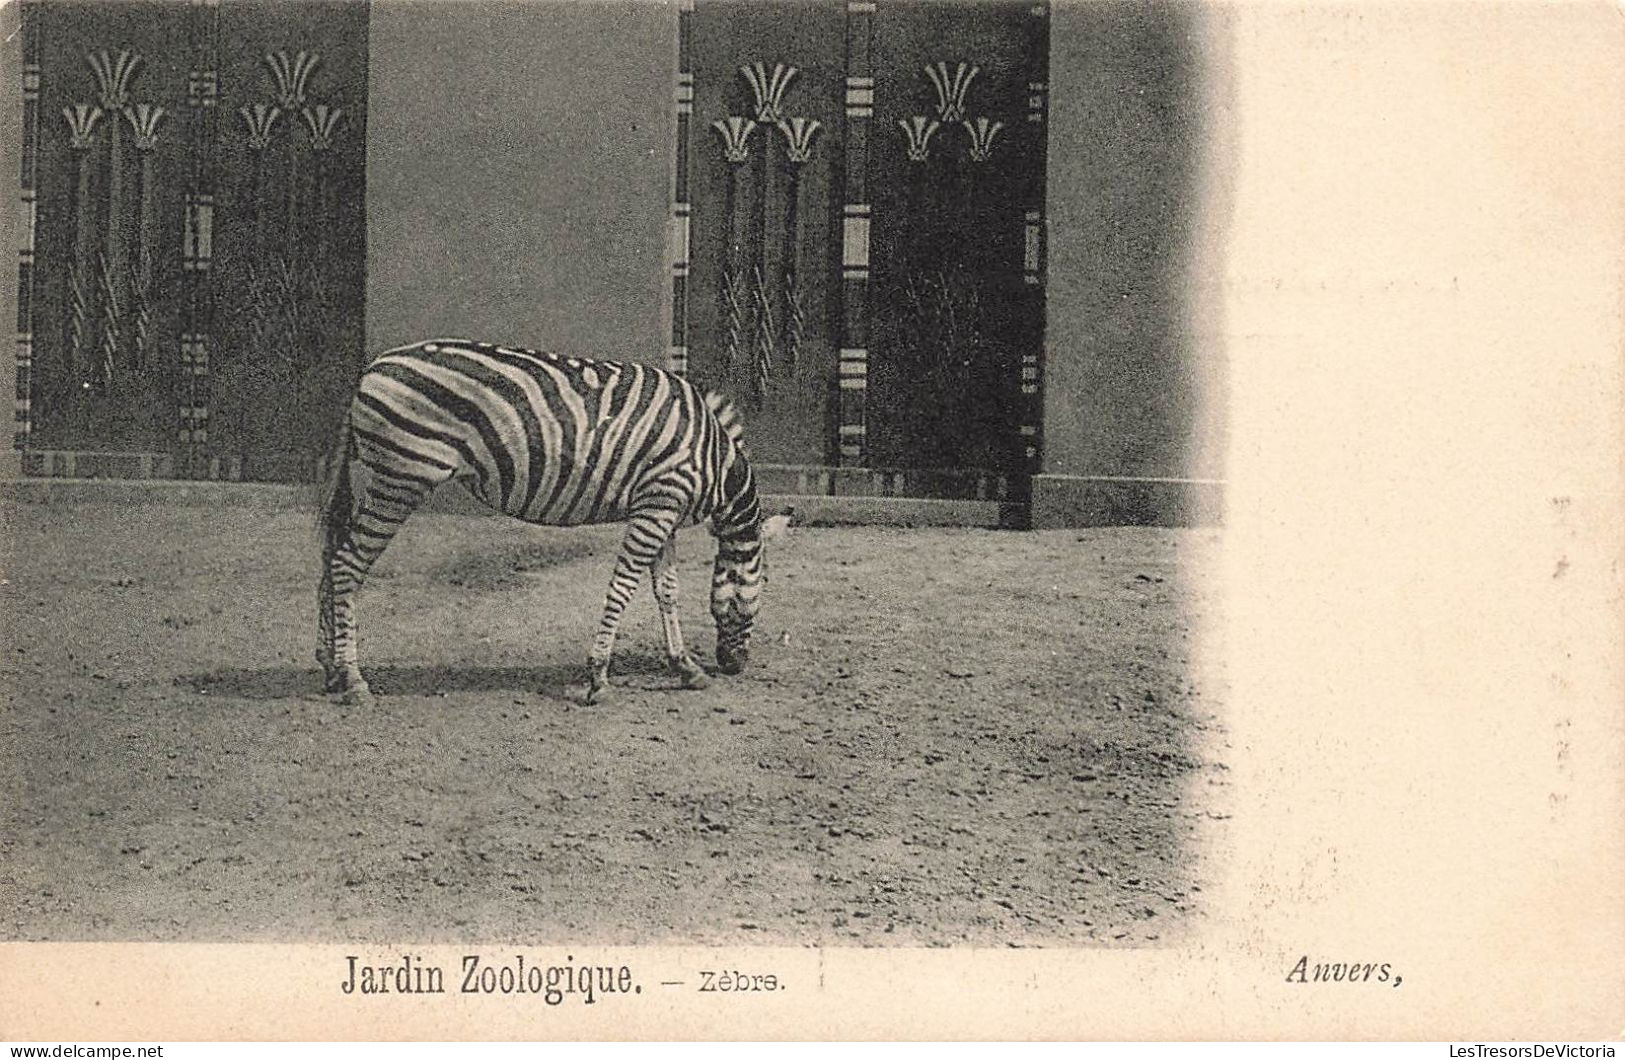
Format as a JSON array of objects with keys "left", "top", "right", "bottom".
[
  {"left": 326, "top": 665, "right": 371, "bottom": 703},
  {"left": 583, "top": 672, "right": 612, "bottom": 704},
  {"left": 339, "top": 685, "right": 374, "bottom": 707},
  {"left": 672, "top": 657, "right": 710, "bottom": 690}
]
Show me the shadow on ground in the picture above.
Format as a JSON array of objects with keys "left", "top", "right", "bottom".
[{"left": 180, "top": 649, "right": 689, "bottom": 702}]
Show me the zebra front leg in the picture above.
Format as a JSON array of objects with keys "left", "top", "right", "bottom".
[
  {"left": 585, "top": 506, "right": 681, "bottom": 702},
  {"left": 651, "top": 537, "right": 709, "bottom": 690}
]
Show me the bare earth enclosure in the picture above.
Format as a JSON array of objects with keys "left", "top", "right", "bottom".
[{"left": 1, "top": 500, "right": 1227, "bottom": 946}]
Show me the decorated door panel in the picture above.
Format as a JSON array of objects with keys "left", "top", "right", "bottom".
[
  {"left": 673, "top": 0, "right": 1047, "bottom": 488},
  {"left": 680, "top": 0, "right": 846, "bottom": 467},
  {"left": 867, "top": 0, "right": 1046, "bottom": 478},
  {"left": 15, "top": 0, "right": 367, "bottom": 480}
]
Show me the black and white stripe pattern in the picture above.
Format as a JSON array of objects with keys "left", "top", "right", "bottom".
[{"left": 317, "top": 339, "right": 769, "bottom": 703}]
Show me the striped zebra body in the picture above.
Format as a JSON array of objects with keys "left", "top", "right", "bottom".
[{"left": 317, "top": 339, "right": 768, "bottom": 703}]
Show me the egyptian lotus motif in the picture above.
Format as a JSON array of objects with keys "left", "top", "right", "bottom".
[
  {"left": 239, "top": 103, "right": 281, "bottom": 150},
  {"left": 710, "top": 116, "right": 755, "bottom": 369},
  {"left": 775, "top": 117, "right": 821, "bottom": 368},
  {"left": 710, "top": 115, "right": 757, "bottom": 164},
  {"left": 125, "top": 104, "right": 166, "bottom": 150},
  {"left": 89, "top": 49, "right": 138, "bottom": 388},
  {"left": 891, "top": 63, "right": 1021, "bottom": 464},
  {"left": 61, "top": 103, "right": 103, "bottom": 149},
  {"left": 898, "top": 115, "right": 941, "bottom": 163},
  {"left": 709, "top": 62, "right": 825, "bottom": 394},
  {"left": 266, "top": 50, "right": 319, "bottom": 108},
  {"left": 925, "top": 61, "right": 978, "bottom": 122},
  {"left": 60, "top": 103, "right": 101, "bottom": 389},
  {"left": 88, "top": 49, "right": 139, "bottom": 109},
  {"left": 126, "top": 104, "right": 167, "bottom": 370},
  {"left": 58, "top": 48, "right": 175, "bottom": 392},
  {"left": 301, "top": 105, "right": 344, "bottom": 152},
  {"left": 741, "top": 62, "right": 796, "bottom": 123},
  {"left": 963, "top": 117, "right": 1004, "bottom": 163},
  {"left": 15, "top": 3, "right": 371, "bottom": 470},
  {"left": 776, "top": 117, "right": 821, "bottom": 165},
  {"left": 901, "top": 63, "right": 1008, "bottom": 165},
  {"left": 224, "top": 45, "right": 352, "bottom": 454}
]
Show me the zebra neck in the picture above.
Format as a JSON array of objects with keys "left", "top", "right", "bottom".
[{"left": 712, "top": 452, "right": 761, "bottom": 539}]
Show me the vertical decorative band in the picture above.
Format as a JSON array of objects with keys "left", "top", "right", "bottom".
[
  {"left": 15, "top": 330, "right": 32, "bottom": 445},
  {"left": 1026, "top": 80, "right": 1047, "bottom": 125},
  {"left": 180, "top": 0, "right": 220, "bottom": 474},
  {"left": 838, "top": 0, "right": 874, "bottom": 466},
  {"left": 841, "top": 203, "right": 871, "bottom": 279},
  {"left": 188, "top": 67, "right": 218, "bottom": 108},
  {"left": 15, "top": 3, "right": 42, "bottom": 451},
  {"left": 670, "top": 202, "right": 691, "bottom": 280},
  {"left": 838, "top": 348, "right": 867, "bottom": 391},
  {"left": 1020, "top": 1, "right": 1051, "bottom": 473},
  {"left": 179, "top": 333, "right": 209, "bottom": 443},
  {"left": 667, "top": 1, "right": 694, "bottom": 376},
  {"left": 1021, "top": 352, "right": 1039, "bottom": 394},
  {"left": 845, "top": 75, "right": 874, "bottom": 119},
  {"left": 676, "top": 72, "right": 693, "bottom": 116},
  {"left": 1023, "top": 208, "right": 1042, "bottom": 285},
  {"left": 182, "top": 192, "right": 214, "bottom": 271},
  {"left": 19, "top": 190, "right": 36, "bottom": 269}
]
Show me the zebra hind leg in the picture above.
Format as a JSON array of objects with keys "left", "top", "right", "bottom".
[
  {"left": 651, "top": 537, "right": 709, "bottom": 690},
  {"left": 322, "top": 464, "right": 438, "bottom": 705}
]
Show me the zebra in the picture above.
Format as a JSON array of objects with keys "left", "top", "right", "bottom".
[{"left": 316, "top": 339, "right": 779, "bottom": 704}]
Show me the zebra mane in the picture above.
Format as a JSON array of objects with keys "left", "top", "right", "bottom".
[{"left": 703, "top": 390, "right": 747, "bottom": 451}]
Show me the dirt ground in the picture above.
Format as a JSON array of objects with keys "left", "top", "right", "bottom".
[{"left": 0, "top": 498, "right": 1227, "bottom": 946}]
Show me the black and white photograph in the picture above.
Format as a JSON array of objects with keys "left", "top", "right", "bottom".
[{"left": 1, "top": 0, "right": 1620, "bottom": 1045}]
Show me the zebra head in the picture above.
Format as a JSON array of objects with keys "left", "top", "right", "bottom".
[
  {"left": 710, "top": 526, "right": 763, "bottom": 675},
  {"left": 702, "top": 388, "right": 792, "bottom": 674},
  {"left": 704, "top": 389, "right": 756, "bottom": 673},
  {"left": 710, "top": 509, "right": 790, "bottom": 675}
]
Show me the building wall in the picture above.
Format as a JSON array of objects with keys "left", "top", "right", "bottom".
[
  {"left": 1043, "top": 0, "right": 1231, "bottom": 483},
  {"left": 363, "top": 0, "right": 674, "bottom": 359},
  {"left": 1, "top": 3, "right": 19, "bottom": 475},
  {"left": 5, "top": 0, "right": 1233, "bottom": 516},
  {"left": 366, "top": 0, "right": 1234, "bottom": 514}
]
